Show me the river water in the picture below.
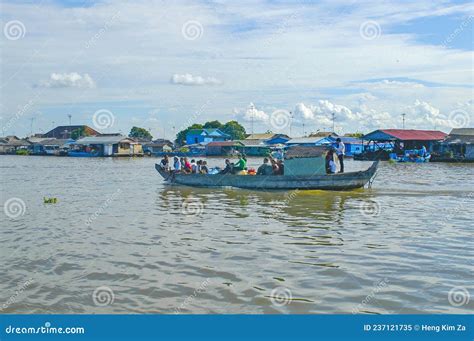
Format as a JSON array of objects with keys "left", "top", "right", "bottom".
[{"left": 1, "top": 155, "right": 472, "bottom": 314}]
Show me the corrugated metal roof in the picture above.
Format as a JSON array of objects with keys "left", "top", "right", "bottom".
[
  {"left": 285, "top": 145, "right": 327, "bottom": 158},
  {"left": 75, "top": 136, "right": 135, "bottom": 145},
  {"left": 365, "top": 129, "right": 447, "bottom": 141},
  {"left": 206, "top": 141, "right": 243, "bottom": 147},
  {"left": 245, "top": 133, "right": 275, "bottom": 140},
  {"left": 286, "top": 137, "right": 322, "bottom": 144},
  {"left": 449, "top": 128, "right": 474, "bottom": 136}
]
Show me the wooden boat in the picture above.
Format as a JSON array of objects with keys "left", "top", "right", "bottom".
[{"left": 155, "top": 161, "right": 379, "bottom": 190}]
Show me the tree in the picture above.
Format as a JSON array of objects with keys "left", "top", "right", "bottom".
[
  {"left": 203, "top": 120, "right": 223, "bottom": 129},
  {"left": 222, "top": 120, "right": 246, "bottom": 140},
  {"left": 71, "top": 126, "right": 90, "bottom": 140},
  {"left": 129, "top": 126, "right": 153, "bottom": 141},
  {"left": 175, "top": 123, "right": 203, "bottom": 146}
]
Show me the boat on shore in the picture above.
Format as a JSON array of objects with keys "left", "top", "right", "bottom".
[{"left": 155, "top": 161, "right": 378, "bottom": 191}]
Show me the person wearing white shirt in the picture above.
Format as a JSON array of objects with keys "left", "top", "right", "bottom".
[{"left": 335, "top": 138, "right": 345, "bottom": 173}]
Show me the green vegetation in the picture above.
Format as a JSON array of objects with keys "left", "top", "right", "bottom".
[
  {"left": 71, "top": 126, "right": 91, "bottom": 140},
  {"left": 175, "top": 120, "right": 246, "bottom": 146},
  {"left": 16, "top": 149, "right": 29, "bottom": 155},
  {"left": 129, "top": 126, "right": 153, "bottom": 141}
]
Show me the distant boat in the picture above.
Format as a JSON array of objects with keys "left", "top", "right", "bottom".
[{"left": 155, "top": 161, "right": 378, "bottom": 191}]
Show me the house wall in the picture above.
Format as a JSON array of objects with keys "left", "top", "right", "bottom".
[
  {"left": 104, "top": 144, "right": 113, "bottom": 156},
  {"left": 465, "top": 145, "right": 474, "bottom": 159},
  {"left": 285, "top": 157, "right": 326, "bottom": 176}
]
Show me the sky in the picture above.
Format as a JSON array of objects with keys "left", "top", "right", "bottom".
[{"left": 0, "top": 0, "right": 473, "bottom": 139}]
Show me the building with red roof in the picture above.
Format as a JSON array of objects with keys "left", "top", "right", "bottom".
[{"left": 356, "top": 129, "right": 448, "bottom": 160}]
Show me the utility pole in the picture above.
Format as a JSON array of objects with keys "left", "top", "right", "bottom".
[
  {"left": 68, "top": 114, "right": 72, "bottom": 126},
  {"left": 289, "top": 111, "right": 293, "bottom": 137},
  {"left": 331, "top": 113, "right": 335, "bottom": 133},
  {"left": 402, "top": 113, "right": 406, "bottom": 129},
  {"left": 30, "top": 117, "right": 35, "bottom": 136}
]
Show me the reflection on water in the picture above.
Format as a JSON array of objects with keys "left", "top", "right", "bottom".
[{"left": 0, "top": 156, "right": 473, "bottom": 314}]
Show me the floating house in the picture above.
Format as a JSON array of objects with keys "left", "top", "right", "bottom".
[
  {"left": 240, "top": 133, "right": 289, "bottom": 156},
  {"left": 29, "top": 138, "right": 74, "bottom": 155},
  {"left": 185, "top": 129, "right": 230, "bottom": 145},
  {"left": 142, "top": 139, "right": 174, "bottom": 155},
  {"left": 42, "top": 125, "right": 100, "bottom": 139},
  {"left": 286, "top": 136, "right": 323, "bottom": 147},
  {"left": 314, "top": 136, "right": 364, "bottom": 157},
  {"left": 0, "top": 136, "right": 32, "bottom": 154},
  {"left": 205, "top": 141, "right": 244, "bottom": 156},
  {"left": 70, "top": 135, "right": 143, "bottom": 157},
  {"left": 432, "top": 128, "right": 474, "bottom": 162},
  {"left": 357, "top": 129, "right": 447, "bottom": 160}
]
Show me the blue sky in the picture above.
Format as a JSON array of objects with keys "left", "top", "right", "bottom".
[{"left": 1, "top": 0, "right": 473, "bottom": 138}]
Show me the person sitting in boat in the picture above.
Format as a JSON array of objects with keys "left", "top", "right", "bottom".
[
  {"left": 200, "top": 161, "right": 209, "bottom": 174},
  {"left": 233, "top": 154, "right": 247, "bottom": 173},
  {"left": 257, "top": 158, "right": 273, "bottom": 175},
  {"left": 190, "top": 159, "right": 197, "bottom": 173},
  {"left": 220, "top": 159, "right": 233, "bottom": 174},
  {"left": 270, "top": 157, "right": 280, "bottom": 175},
  {"left": 160, "top": 155, "right": 169, "bottom": 171},
  {"left": 183, "top": 157, "right": 192, "bottom": 173},
  {"left": 325, "top": 149, "right": 337, "bottom": 174},
  {"left": 173, "top": 156, "right": 181, "bottom": 173},
  {"left": 277, "top": 159, "right": 284, "bottom": 175}
]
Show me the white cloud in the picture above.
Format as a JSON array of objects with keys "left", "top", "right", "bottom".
[
  {"left": 171, "top": 74, "right": 221, "bottom": 86},
  {"left": 37, "top": 72, "right": 96, "bottom": 89},
  {"left": 357, "top": 79, "right": 425, "bottom": 90},
  {"left": 235, "top": 102, "right": 269, "bottom": 122},
  {"left": 1, "top": 0, "right": 472, "bottom": 137}
]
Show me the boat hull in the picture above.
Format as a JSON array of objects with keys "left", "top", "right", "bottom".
[{"left": 155, "top": 161, "right": 378, "bottom": 190}]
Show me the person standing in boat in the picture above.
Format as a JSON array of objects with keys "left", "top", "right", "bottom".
[{"left": 335, "top": 138, "right": 345, "bottom": 173}]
